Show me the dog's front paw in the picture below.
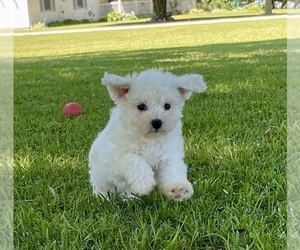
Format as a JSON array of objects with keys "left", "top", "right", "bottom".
[{"left": 160, "top": 181, "right": 194, "bottom": 201}]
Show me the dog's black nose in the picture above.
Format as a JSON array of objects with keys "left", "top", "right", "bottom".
[{"left": 151, "top": 119, "right": 162, "bottom": 130}]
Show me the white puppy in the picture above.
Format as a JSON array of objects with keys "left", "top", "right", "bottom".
[{"left": 89, "top": 69, "right": 207, "bottom": 201}]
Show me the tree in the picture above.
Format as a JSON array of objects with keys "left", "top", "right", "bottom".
[
  {"left": 264, "top": 0, "right": 273, "bottom": 15},
  {"left": 149, "top": 0, "right": 174, "bottom": 22},
  {"left": 154, "top": 0, "right": 167, "bottom": 17}
]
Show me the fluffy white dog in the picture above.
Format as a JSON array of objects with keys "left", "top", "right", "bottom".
[{"left": 89, "top": 69, "right": 207, "bottom": 201}]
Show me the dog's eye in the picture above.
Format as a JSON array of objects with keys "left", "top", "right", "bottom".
[
  {"left": 164, "top": 103, "right": 171, "bottom": 110},
  {"left": 137, "top": 104, "right": 147, "bottom": 111}
]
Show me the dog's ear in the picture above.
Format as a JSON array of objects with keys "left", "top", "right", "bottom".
[
  {"left": 101, "top": 72, "right": 131, "bottom": 102},
  {"left": 176, "top": 74, "right": 207, "bottom": 100}
]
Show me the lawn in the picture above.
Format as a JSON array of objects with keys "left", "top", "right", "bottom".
[{"left": 14, "top": 19, "right": 286, "bottom": 249}]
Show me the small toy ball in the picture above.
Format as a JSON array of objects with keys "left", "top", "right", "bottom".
[{"left": 63, "top": 102, "right": 83, "bottom": 117}]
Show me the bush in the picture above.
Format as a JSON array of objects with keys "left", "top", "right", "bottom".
[
  {"left": 247, "top": 4, "right": 264, "bottom": 12},
  {"left": 47, "top": 20, "right": 63, "bottom": 27},
  {"left": 107, "top": 11, "right": 138, "bottom": 22},
  {"left": 194, "top": 0, "right": 232, "bottom": 12},
  {"left": 122, "top": 13, "right": 138, "bottom": 21},
  {"left": 80, "top": 19, "right": 92, "bottom": 24},
  {"left": 31, "top": 22, "right": 46, "bottom": 29},
  {"left": 63, "top": 19, "right": 80, "bottom": 25},
  {"left": 107, "top": 12, "right": 122, "bottom": 22},
  {"left": 189, "top": 7, "right": 205, "bottom": 14},
  {"left": 47, "top": 18, "right": 93, "bottom": 27}
]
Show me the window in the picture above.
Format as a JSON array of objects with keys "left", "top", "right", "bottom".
[
  {"left": 40, "top": 0, "right": 55, "bottom": 12},
  {"left": 77, "top": 0, "right": 83, "bottom": 8},
  {"left": 73, "top": 0, "right": 87, "bottom": 9}
]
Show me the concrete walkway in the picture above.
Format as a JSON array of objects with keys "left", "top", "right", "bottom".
[{"left": 3, "top": 14, "right": 293, "bottom": 37}]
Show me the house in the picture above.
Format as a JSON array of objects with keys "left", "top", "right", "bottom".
[
  {"left": 0, "top": 0, "right": 196, "bottom": 29},
  {"left": 0, "top": 0, "right": 30, "bottom": 29}
]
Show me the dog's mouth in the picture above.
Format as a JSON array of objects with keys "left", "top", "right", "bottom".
[
  {"left": 147, "top": 128, "right": 167, "bottom": 135},
  {"left": 152, "top": 128, "right": 160, "bottom": 133}
]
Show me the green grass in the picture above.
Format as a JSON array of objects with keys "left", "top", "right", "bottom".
[{"left": 14, "top": 19, "right": 286, "bottom": 249}]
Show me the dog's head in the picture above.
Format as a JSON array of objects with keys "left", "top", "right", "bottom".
[{"left": 102, "top": 70, "right": 207, "bottom": 138}]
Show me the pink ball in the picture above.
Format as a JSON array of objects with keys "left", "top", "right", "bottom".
[{"left": 63, "top": 102, "right": 83, "bottom": 117}]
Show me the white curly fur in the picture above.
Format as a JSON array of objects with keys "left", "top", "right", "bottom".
[{"left": 89, "top": 69, "right": 207, "bottom": 201}]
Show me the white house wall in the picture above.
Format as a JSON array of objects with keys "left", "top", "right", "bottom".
[
  {"left": 178, "top": 0, "right": 196, "bottom": 11},
  {"left": 7, "top": 0, "right": 195, "bottom": 29},
  {"left": 167, "top": 0, "right": 196, "bottom": 12},
  {"left": 0, "top": 0, "right": 30, "bottom": 29},
  {"left": 27, "top": 0, "right": 101, "bottom": 25},
  {"left": 27, "top": 0, "right": 154, "bottom": 25}
]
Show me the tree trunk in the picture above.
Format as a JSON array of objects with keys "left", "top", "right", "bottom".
[
  {"left": 264, "top": 0, "right": 273, "bottom": 15},
  {"left": 154, "top": 0, "right": 167, "bottom": 17},
  {"left": 281, "top": 0, "right": 287, "bottom": 8},
  {"left": 148, "top": 0, "right": 174, "bottom": 22}
]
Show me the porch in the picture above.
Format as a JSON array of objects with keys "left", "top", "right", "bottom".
[{"left": 99, "top": 0, "right": 153, "bottom": 17}]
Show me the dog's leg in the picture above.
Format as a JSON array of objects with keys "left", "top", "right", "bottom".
[
  {"left": 113, "top": 154, "right": 157, "bottom": 197},
  {"left": 156, "top": 160, "right": 193, "bottom": 201}
]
